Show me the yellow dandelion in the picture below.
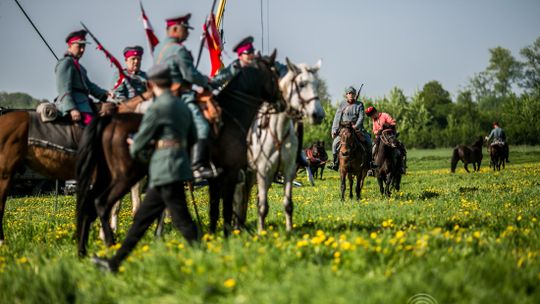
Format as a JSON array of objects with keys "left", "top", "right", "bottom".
[{"left": 223, "top": 278, "right": 236, "bottom": 289}]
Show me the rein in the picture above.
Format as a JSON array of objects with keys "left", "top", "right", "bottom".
[{"left": 284, "top": 72, "right": 319, "bottom": 121}]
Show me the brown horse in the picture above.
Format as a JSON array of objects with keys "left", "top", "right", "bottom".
[
  {"left": 374, "top": 128, "right": 404, "bottom": 197},
  {"left": 306, "top": 141, "right": 328, "bottom": 180},
  {"left": 338, "top": 125, "right": 369, "bottom": 201},
  {"left": 75, "top": 52, "right": 281, "bottom": 256},
  {"left": 0, "top": 98, "right": 143, "bottom": 246},
  {"left": 450, "top": 137, "right": 484, "bottom": 173},
  {"left": 489, "top": 143, "right": 506, "bottom": 171}
]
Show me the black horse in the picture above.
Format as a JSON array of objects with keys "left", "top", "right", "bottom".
[
  {"left": 374, "top": 128, "right": 404, "bottom": 197},
  {"left": 450, "top": 137, "right": 484, "bottom": 173},
  {"left": 306, "top": 141, "right": 328, "bottom": 180},
  {"left": 489, "top": 142, "right": 506, "bottom": 171},
  {"left": 75, "top": 52, "right": 281, "bottom": 256}
]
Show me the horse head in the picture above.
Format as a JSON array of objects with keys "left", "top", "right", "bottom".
[
  {"left": 380, "top": 128, "right": 399, "bottom": 149},
  {"left": 280, "top": 58, "right": 325, "bottom": 124},
  {"left": 339, "top": 125, "right": 357, "bottom": 157}
]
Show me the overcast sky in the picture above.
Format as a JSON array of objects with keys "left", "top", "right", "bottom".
[{"left": 1, "top": 0, "right": 539, "bottom": 103}]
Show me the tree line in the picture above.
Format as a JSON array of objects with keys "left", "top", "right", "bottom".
[{"left": 305, "top": 37, "right": 540, "bottom": 148}]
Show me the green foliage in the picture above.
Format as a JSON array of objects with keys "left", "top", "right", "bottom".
[
  {"left": 0, "top": 91, "right": 45, "bottom": 109},
  {"left": 520, "top": 37, "right": 540, "bottom": 96},
  {"left": 1, "top": 149, "right": 540, "bottom": 303}
]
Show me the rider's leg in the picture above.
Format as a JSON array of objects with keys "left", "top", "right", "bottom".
[
  {"left": 184, "top": 94, "right": 220, "bottom": 179},
  {"left": 504, "top": 144, "right": 510, "bottom": 162},
  {"left": 328, "top": 136, "right": 340, "bottom": 171}
]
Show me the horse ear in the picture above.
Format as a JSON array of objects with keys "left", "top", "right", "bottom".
[
  {"left": 286, "top": 57, "right": 300, "bottom": 74},
  {"left": 269, "top": 49, "right": 277, "bottom": 64},
  {"left": 309, "top": 59, "right": 322, "bottom": 73},
  {"left": 255, "top": 50, "right": 262, "bottom": 58}
]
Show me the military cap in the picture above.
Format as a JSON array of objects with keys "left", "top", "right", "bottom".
[
  {"left": 233, "top": 36, "right": 255, "bottom": 55},
  {"left": 345, "top": 86, "right": 356, "bottom": 94},
  {"left": 365, "top": 106, "right": 377, "bottom": 116},
  {"left": 65, "top": 30, "right": 90, "bottom": 45},
  {"left": 147, "top": 63, "right": 171, "bottom": 81},
  {"left": 123, "top": 46, "right": 144, "bottom": 59},
  {"left": 166, "top": 14, "right": 193, "bottom": 29}
]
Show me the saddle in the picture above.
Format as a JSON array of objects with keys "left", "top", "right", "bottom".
[{"left": 28, "top": 112, "right": 84, "bottom": 154}]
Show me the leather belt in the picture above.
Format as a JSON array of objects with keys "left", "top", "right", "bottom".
[{"left": 156, "top": 139, "right": 182, "bottom": 149}]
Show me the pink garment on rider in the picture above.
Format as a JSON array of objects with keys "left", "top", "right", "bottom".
[
  {"left": 81, "top": 112, "right": 94, "bottom": 125},
  {"left": 372, "top": 112, "right": 396, "bottom": 135}
]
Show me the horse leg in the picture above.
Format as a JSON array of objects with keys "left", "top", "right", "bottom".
[
  {"left": 340, "top": 173, "right": 346, "bottom": 202},
  {"left": 377, "top": 175, "right": 384, "bottom": 196},
  {"left": 283, "top": 169, "right": 295, "bottom": 232},
  {"left": 355, "top": 175, "right": 361, "bottom": 201},
  {"left": 131, "top": 182, "right": 141, "bottom": 214},
  {"left": 0, "top": 177, "right": 13, "bottom": 245},
  {"left": 349, "top": 175, "right": 354, "bottom": 200},
  {"left": 464, "top": 162, "right": 470, "bottom": 173},
  {"left": 256, "top": 177, "right": 270, "bottom": 232},
  {"left": 100, "top": 200, "right": 121, "bottom": 241}
]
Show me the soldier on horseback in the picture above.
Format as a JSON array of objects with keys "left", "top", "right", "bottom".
[
  {"left": 154, "top": 14, "right": 219, "bottom": 180},
  {"left": 486, "top": 121, "right": 510, "bottom": 163},
  {"left": 328, "top": 86, "right": 375, "bottom": 171},
  {"left": 110, "top": 46, "right": 149, "bottom": 102},
  {"left": 365, "top": 106, "right": 407, "bottom": 174},
  {"left": 55, "top": 30, "right": 111, "bottom": 125}
]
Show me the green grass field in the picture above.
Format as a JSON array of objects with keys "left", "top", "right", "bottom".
[{"left": 1, "top": 147, "right": 539, "bottom": 303}]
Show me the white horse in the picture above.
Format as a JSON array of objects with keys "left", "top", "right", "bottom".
[{"left": 234, "top": 58, "right": 325, "bottom": 232}]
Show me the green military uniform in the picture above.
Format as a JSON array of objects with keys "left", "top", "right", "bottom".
[
  {"left": 130, "top": 90, "right": 195, "bottom": 186},
  {"left": 92, "top": 64, "right": 200, "bottom": 273},
  {"left": 55, "top": 54, "right": 108, "bottom": 116},
  {"left": 153, "top": 14, "right": 218, "bottom": 179},
  {"left": 110, "top": 69, "right": 148, "bottom": 101},
  {"left": 154, "top": 36, "right": 210, "bottom": 139}
]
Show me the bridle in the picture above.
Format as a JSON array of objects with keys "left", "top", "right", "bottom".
[{"left": 284, "top": 71, "right": 319, "bottom": 121}]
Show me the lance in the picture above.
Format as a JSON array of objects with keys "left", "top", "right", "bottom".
[
  {"left": 195, "top": 0, "right": 219, "bottom": 68},
  {"left": 355, "top": 83, "right": 364, "bottom": 102},
  {"left": 80, "top": 22, "right": 133, "bottom": 89},
  {"left": 13, "top": 0, "right": 58, "bottom": 61}
]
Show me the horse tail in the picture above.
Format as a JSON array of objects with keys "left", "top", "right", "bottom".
[
  {"left": 450, "top": 147, "right": 459, "bottom": 173},
  {"left": 75, "top": 115, "right": 112, "bottom": 242}
]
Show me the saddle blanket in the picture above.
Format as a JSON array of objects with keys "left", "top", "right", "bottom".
[{"left": 28, "top": 112, "right": 84, "bottom": 154}]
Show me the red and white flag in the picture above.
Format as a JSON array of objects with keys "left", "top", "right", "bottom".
[
  {"left": 140, "top": 1, "right": 159, "bottom": 55},
  {"left": 204, "top": 14, "right": 223, "bottom": 77}
]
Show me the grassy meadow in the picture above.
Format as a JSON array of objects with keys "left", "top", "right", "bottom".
[{"left": 1, "top": 147, "right": 540, "bottom": 303}]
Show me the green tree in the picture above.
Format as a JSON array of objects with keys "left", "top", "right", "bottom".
[
  {"left": 519, "top": 37, "right": 540, "bottom": 96},
  {"left": 418, "top": 80, "right": 452, "bottom": 129},
  {"left": 486, "top": 47, "right": 522, "bottom": 98},
  {"left": 0, "top": 91, "right": 43, "bottom": 109}
]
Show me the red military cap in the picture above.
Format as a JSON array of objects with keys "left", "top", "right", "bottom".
[
  {"left": 166, "top": 14, "right": 193, "bottom": 29},
  {"left": 123, "top": 46, "right": 144, "bottom": 59},
  {"left": 365, "top": 106, "right": 377, "bottom": 116},
  {"left": 233, "top": 36, "right": 255, "bottom": 55},
  {"left": 66, "top": 30, "right": 90, "bottom": 45}
]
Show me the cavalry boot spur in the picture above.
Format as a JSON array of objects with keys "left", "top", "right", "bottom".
[{"left": 327, "top": 154, "right": 339, "bottom": 171}]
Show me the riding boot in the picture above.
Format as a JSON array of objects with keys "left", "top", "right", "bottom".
[
  {"left": 328, "top": 153, "right": 339, "bottom": 171},
  {"left": 192, "top": 139, "right": 221, "bottom": 180},
  {"left": 367, "top": 146, "right": 377, "bottom": 176}
]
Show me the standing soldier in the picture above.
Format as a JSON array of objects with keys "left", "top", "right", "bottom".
[
  {"left": 92, "top": 64, "right": 199, "bottom": 273},
  {"left": 328, "top": 86, "right": 375, "bottom": 171},
  {"left": 111, "top": 46, "right": 148, "bottom": 101},
  {"left": 55, "top": 29, "right": 110, "bottom": 124},
  {"left": 154, "top": 14, "right": 218, "bottom": 180}
]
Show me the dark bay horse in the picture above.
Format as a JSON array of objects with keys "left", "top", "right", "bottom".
[
  {"left": 306, "top": 141, "right": 328, "bottom": 180},
  {"left": 75, "top": 52, "right": 281, "bottom": 256},
  {"left": 489, "top": 143, "right": 506, "bottom": 171},
  {"left": 338, "top": 125, "right": 369, "bottom": 201},
  {"left": 374, "top": 128, "right": 404, "bottom": 197},
  {"left": 450, "top": 137, "right": 484, "bottom": 173}
]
